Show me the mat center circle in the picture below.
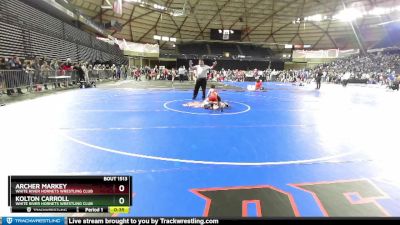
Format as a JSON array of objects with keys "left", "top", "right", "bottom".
[{"left": 163, "top": 99, "right": 251, "bottom": 115}]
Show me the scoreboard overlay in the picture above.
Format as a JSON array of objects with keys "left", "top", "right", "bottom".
[{"left": 8, "top": 176, "right": 132, "bottom": 213}]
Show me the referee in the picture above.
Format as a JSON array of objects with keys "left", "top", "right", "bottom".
[
  {"left": 189, "top": 59, "right": 217, "bottom": 100},
  {"left": 316, "top": 69, "right": 323, "bottom": 89}
]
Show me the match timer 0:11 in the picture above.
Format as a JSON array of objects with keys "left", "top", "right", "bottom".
[{"left": 8, "top": 176, "right": 132, "bottom": 213}]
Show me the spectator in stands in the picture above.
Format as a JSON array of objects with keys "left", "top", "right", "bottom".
[
  {"left": 6, "top": 56, "right": 24, "bottom": 95},
  {"left": 207, "top": 70, "right": 212, "bottom": 81},
  {"left": 216, "top": 71, "right": 221, "bottom": 82},
  {"left": 24, "top": 61, "right": 35, "bottom": 92},
  {"left": 388, "top": 72, "right": 396, "bottom": 86},
  {"left": 62, "top": 58, "right": 74, "bottom": 86},
  {"left": 121, "top": 65, "right": 127, "bottom": 80},
  {"left": 73, "top": 63, "right": 85, "bottom": 84},
  {"left": 42, "top": 57, "right": 50, "bottom": 66},
  {"left": 50, "top": 59, "right": 62, "bottom": 88},
  {"left": 171, "top": 68, "right": 176, "bottom": 83},
  {"left": 341, "top": 71, "right": 351, "bottom": 87},
  {"left": 134, "top": 67, "right": 141, "bottom": 81},
  {"left": 240, "top": 70, "right": 245, "bottom": 82},
  {"left": 162, "top": 67, "right": 169, "bottom": 81},
  {"left": 150, "top": 67, "right": 157, "bottom": 80},
  {"left": 0, "top": 57, "right": 6, "bottom": 95},
  {"left": 178, "top": 66, "right": 186, "bottom": 83},
  {"left": 227, "top": 69, "right": 233, "bottom": 80},
  {"left": 253, "top": 69, "right": 258, "bottom": 79},
  {"left": 50, "top": 59, "right": 59, "bottom": 72},
  {"left": 81, "top": 63, "right": 89, "bottom": 83},
  {"left": 145, "top": 65, "right": 151, "bottom": 80},
  {"left": 222, "top": 69, "right": 227, "bottom": 80},
  {"left": 32, "top": 57, "right": 42, "bottom": 91},
  {"left": 63, "top": 58, "right": 73, "bottom": 71},
  {"left": 316, "top": 69, "right": 323, "bottom": 90},
  {"left": 189, "top": 67, "right": 195, "bottom": 81},
  {"left": 189, "top": 59, "right": 217, "bottom": 100},
  {"left": 0, "top": 57, "right": 6, "bottom": 69},
  {"left": 116, "top": 65, "right": 121, "bottom": 80},
  {"left": 40, "top": 61, "right": 50, "bottom": 90},
  {"left": 139, "top": 66, "right": 144, "bottom": 78},
  {"left": 143, "top": 65, "right": 150, "bottom": 80},
  {"left": 111, "top": 64, "right": 116, "bottom": 79},
  {"left": 154, "top": 65, "right": 159, "bottom": 80}
]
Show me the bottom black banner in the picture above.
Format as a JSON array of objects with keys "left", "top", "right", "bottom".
[
  {"left": 67, "top": 217, "right": 400, "bottom": 225},
  {"left": 11, "top": 207, "right": 109, "bottom": 213}
]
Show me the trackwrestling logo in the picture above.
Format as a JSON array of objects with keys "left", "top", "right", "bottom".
[{"left": 2, "top": 217, "right": 65, "bottom": 225}]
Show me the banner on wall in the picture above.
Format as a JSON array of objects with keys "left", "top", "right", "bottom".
[
  {"left": 292, "top": 49, "right": 359, "bottom": 59},
  {"left": 97, "top": 37, "right": 159, "bottom": 57}
]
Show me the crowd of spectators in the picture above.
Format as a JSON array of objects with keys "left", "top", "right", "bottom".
[
  {"left": 198, "top": 51, "right": 400, "bottom": 87},
  {"left": 310, "top": 51, "right": 400, "bottom": 85},
  {"left": 0, "top": 56, "right": 129, "bottom": 96},
  {"left": 106, "top": 50, "right": 400, "bottom": 85},
  {"left": 2, "top": 51, "right": 400, "bottom": 99}
]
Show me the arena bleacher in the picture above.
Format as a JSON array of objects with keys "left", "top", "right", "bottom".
[
  {"left": 0, "top": 0, "right": 126, "bottom": 64},
  {"left": 175, "top": 42, "right": 278, "bottom": 71}
]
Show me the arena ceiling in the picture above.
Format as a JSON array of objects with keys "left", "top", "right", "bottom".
[{"left": 70, "top": 0, "right": 400, "bottom": 51}]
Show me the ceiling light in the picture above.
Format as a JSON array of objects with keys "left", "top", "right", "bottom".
[
  {"left": 153, "top": 35, "right": 161, "bottom": 40},
  {"left": 369, "top": 7, "right": 389, "bottom": 16},
  {"left": 309, "top": 14, "right": 322, "bottom": 22},
  {"left": 333, "top": 8, "right": 363, "bottom": 21},
  {"left": 171, "top": 9, "right": 184, "bottom": 17}
]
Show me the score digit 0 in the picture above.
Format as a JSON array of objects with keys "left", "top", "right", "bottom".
[
  {"left": 119, "top": 197, "right": 125, "bottom": 205},
  {"left": 119, "top": 185, "right": 125, "bottom": 192}
]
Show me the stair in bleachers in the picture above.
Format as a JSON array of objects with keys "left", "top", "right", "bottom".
[
  {"left": 206, "top": 44, "right": 211, "bottom": 55},
  {"left": 237, "top": 45, "right": 243, "bottom": 55}
]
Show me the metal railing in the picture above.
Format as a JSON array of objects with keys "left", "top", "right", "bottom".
[{"left": 0, "top": 69, "right": 116, "bottom": 94}]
